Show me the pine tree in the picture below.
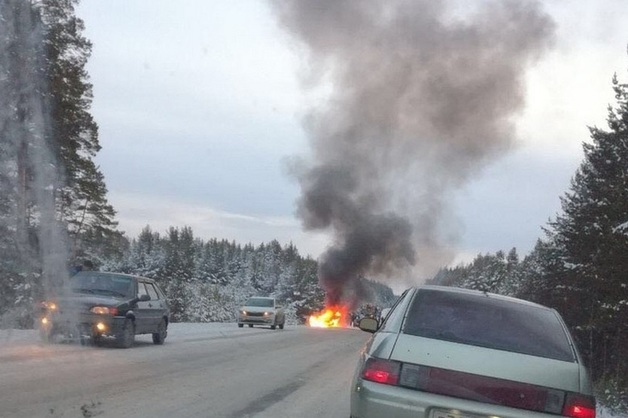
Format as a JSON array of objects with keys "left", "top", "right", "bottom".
[
  {"left": 119, "top": 226, "right": 163, "bottom": 277},
  {"left": 545, "top": 69, "right": 628, "bottom": 392},
  {"left": 0, "top": 0, "right": 58, "bottom": 325},
  {"left": 158, "top": 228, "right": 185, "bottom": 321},
  {"left": 1, "top": 0, "right": 123, "bottom": 325},
  {"left": 461, "top": 252, "right": 507, "bottom": 293},
  {"left": 499, "top": 247, "right": 521, "bottom": 296},
  {"left": 38, "top": 0, "right": 120, "bottom": 265}
]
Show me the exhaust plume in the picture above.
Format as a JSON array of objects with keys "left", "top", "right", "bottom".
[{"left": 271, "top": 0, "right": 555, "bottom": 306}]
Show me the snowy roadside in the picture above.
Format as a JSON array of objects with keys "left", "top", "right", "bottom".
[
  {"left": 0, "top": 322, "right": 300, "bottom": 346},
  {"left": 598, "top": 406, "right": 626, "bottom": 418},
  {"left": 0, "top": 327, "right": 38, "bottom": 345}
]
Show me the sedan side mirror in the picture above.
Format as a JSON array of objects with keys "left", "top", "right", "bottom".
[{"left": 358, "top": 317, "right": 379, "bottom": 333}]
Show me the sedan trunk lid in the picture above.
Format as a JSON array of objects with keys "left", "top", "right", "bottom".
[{"left": 390, "top": 333, "right": 581, "bottom": 392}]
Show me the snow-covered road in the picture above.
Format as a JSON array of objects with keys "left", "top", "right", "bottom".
[{"left": 0, "top": 323, "right": 370, "bottom": 418}]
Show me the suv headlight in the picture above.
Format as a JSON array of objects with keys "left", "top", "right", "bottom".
[{"left": 264, "top": 311, "right": 274, "bottom": 317}]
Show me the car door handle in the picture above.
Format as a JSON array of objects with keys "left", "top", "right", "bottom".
[{"left": 148, "top": 303, "right": 153, "bottom": 307}]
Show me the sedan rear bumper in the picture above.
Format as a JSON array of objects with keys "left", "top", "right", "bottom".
[{"left": 350, "top": 380, "right": 556, "bottom": 418}]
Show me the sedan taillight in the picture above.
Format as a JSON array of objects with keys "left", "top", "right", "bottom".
[
  {"left": 362, "top": 358, "right": 401, "bottom": 385},
  {"left": 563, "top": 393, "right": 596, "bottom": 418},
  {"left": 361, "top": 358, "right": 595, "bottom": 418}
]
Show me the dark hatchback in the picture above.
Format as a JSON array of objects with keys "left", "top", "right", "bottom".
[{"left": 38, "top": 271, "right": 169, "bottom": 348}]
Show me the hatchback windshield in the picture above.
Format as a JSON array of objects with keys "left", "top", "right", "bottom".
[
  {"left": 69, "top": 272, "right": 134, "bottom": 298},
  {"left": 403, "top": 289, "right": 575, "bottom": 362}
]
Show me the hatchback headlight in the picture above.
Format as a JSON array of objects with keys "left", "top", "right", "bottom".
[
  {"left": 40, "top": 301, "right": 57, "bottom": 311},
  {"left": 90, "top": 306, "right": 118, "bottom": 315}
]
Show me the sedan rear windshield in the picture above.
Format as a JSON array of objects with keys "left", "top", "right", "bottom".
[{"left": 403, "top": 289, "right": 575, "bottom": 362}]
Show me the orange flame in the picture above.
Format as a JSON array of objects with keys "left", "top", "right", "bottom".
[{"left": 308, "top": 305, "right": 349, "bottom": 328}]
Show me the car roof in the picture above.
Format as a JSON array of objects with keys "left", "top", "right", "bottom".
[{"left": 74, "top": 271, "right": 157, "bottom": 284}]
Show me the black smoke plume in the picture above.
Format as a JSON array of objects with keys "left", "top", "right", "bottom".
[{"left": 271, "top": 0, "right": 555, "bottom": 307}]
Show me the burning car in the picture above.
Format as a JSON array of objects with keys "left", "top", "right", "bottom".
[
  {"left": 308, "top": 305, "right": 349, "bottom": 328},
  {"left": 350, "top": 285, "right": 595, "bottom": 418},
  {"left": 37, "top": 271, "right": 169, "bottom": 348}
]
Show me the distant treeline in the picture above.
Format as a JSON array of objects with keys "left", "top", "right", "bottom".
[{"left": 98, "top": 226, "right": 396, "bottom": 325}]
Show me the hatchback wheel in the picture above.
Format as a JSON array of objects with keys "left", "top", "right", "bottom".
[
  {"left": 116, "top": 319, "right": 135, "bottom": 348},
  {"left": 39, "top": 328, "right": 53, "bottom": 344},
  {"left": 238, "top": 323, "right": 244, "bottom": 328},
  {"left": 152, "top": 319, "right": 167, "bottom": 345},
  {"left": 79, "top": 333, "right": 90, "bottom": 346},
  {"left": 92, "top": 334, "right": 104, "bottom": 347},
  {"left": 248, "top": 324, "right": 253, "bottom": 328}
]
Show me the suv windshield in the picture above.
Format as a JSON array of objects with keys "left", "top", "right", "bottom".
[
  {"left": 403, "top": 289, "right": 575, "bottom": 362},
  {"left": 245, "top": 298, "right": 274, "bottom": 308},
  {"left": 70, "top": 272, "right": 133, "bottom": 298}
]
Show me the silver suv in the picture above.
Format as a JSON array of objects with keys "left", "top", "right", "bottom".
[{"left": 351, "top": 285, "right": 595, "bottom": 418}]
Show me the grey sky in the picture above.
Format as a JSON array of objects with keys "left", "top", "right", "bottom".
[{"left": 75, "top": 0, "right": 627, "bottom": 279}]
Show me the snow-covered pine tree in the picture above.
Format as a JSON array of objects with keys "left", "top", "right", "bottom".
[
  {"left": 544, "top": 68, "right": 628, "bottom": 400},
  {"left": 0, "top": 0, "right": 45, "bottom": 327},
  {"left": 157, "top": 227, "right": 193, "bottom": 321},
  {"left": 461, "top": 252, "right": 507, "bottom": 293},
  {"left": 498, "top": 247, "right": 521, "bottom": 296},
  {"left": 38, "top": 0, "right": 121, "bottom": 265}
]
